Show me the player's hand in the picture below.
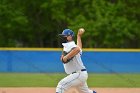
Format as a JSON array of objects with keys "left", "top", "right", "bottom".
[
  {"left": 78, "top": 28, "right": 85, "bottom": 36},
  {"left": 62, "top": 56, "right": 68, "bottom": 63},
  {"left": 61, "top": 55, "right": 68, "bottom": 63},
  {"left": 60, "top": 55, "right": 63, "bottom": 61}
]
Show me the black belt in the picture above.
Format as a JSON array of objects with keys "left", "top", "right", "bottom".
[{"left": 72, "top": 69, "right": 86, "bottom": 74}]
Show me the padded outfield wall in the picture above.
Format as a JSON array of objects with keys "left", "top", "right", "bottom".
[{"left": 0, "top": 48, "right": 140, "bottom": 73}]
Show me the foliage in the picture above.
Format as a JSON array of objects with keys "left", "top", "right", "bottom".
[{"left": 0, "top": 0, "right": 139, "bottom": 48}]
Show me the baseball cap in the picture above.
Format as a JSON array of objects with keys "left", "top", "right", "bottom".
[{"left": 59, "top": 29, "right": 74, "bottom": 37}]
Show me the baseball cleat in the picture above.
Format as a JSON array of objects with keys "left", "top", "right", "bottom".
[{"left": 93, "top": 90, "right": 97, "bottom": 93}]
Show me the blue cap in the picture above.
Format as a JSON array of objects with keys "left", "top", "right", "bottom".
[{"left": 59, "top": 29, "right": 74, "bottom": 37}]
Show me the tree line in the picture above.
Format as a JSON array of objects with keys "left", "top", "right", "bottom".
[{"left": 0, "top": 0, "right": 139, "bottom": 48}]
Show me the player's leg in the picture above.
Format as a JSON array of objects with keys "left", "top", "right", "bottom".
[
  {"left": 56, "top": 72, "right": 82, "bottom": 93},
  {"left": 76, "top": 82, "right": 92, "bottom": 93},
  {"left": 77, "top": 82, "right": 96, "bottom": 93},
  {"left": 76, "top": 71, "right": 97, "bottom": 93}
]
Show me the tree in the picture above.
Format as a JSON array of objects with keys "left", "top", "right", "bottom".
[{"left": 0, "top": 0, "right": 139, "bottom": 48}]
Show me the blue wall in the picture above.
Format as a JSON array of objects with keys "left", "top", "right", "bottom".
[{"left": 0, "top": 49, "right": 140, "bottom": 73}]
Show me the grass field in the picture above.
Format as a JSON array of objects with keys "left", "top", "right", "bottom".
[{"left": 0, "top": 73, "right": 140, "bottom": 87}]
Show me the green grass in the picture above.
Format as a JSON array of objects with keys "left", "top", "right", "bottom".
[
  {"left": 87, "top": 73, "right": 140, "bottom": 87},
  {"left": 0, "top": 73, "right": 140, "bottom": 87}
]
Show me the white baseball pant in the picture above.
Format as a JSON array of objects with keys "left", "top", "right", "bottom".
[{"left": 56, "top": 71, "right": 93, "bottom": 93}]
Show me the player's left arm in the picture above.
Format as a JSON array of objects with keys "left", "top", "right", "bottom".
[{"left": 62, "top": 47, "right": 80, "bottom": 63}]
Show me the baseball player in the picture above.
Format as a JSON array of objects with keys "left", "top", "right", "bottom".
[{"left": 56, "top": 28, "right": 96, "bottom": 93}]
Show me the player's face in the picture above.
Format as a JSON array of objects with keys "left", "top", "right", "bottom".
[
  {"left": 61, "top": 35, "right": 73, "bottom": 43},
  {"left": 66, "top": 35, "right": 73, "bottom": 42}
]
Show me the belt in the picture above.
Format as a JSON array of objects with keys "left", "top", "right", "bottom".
[{"left": 72, "top": 69, "right": 86, "bottom": 74}]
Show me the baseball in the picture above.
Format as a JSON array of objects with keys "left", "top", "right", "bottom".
[{"left": 78, "top": 28, "right": 85, "bottom": 36}]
